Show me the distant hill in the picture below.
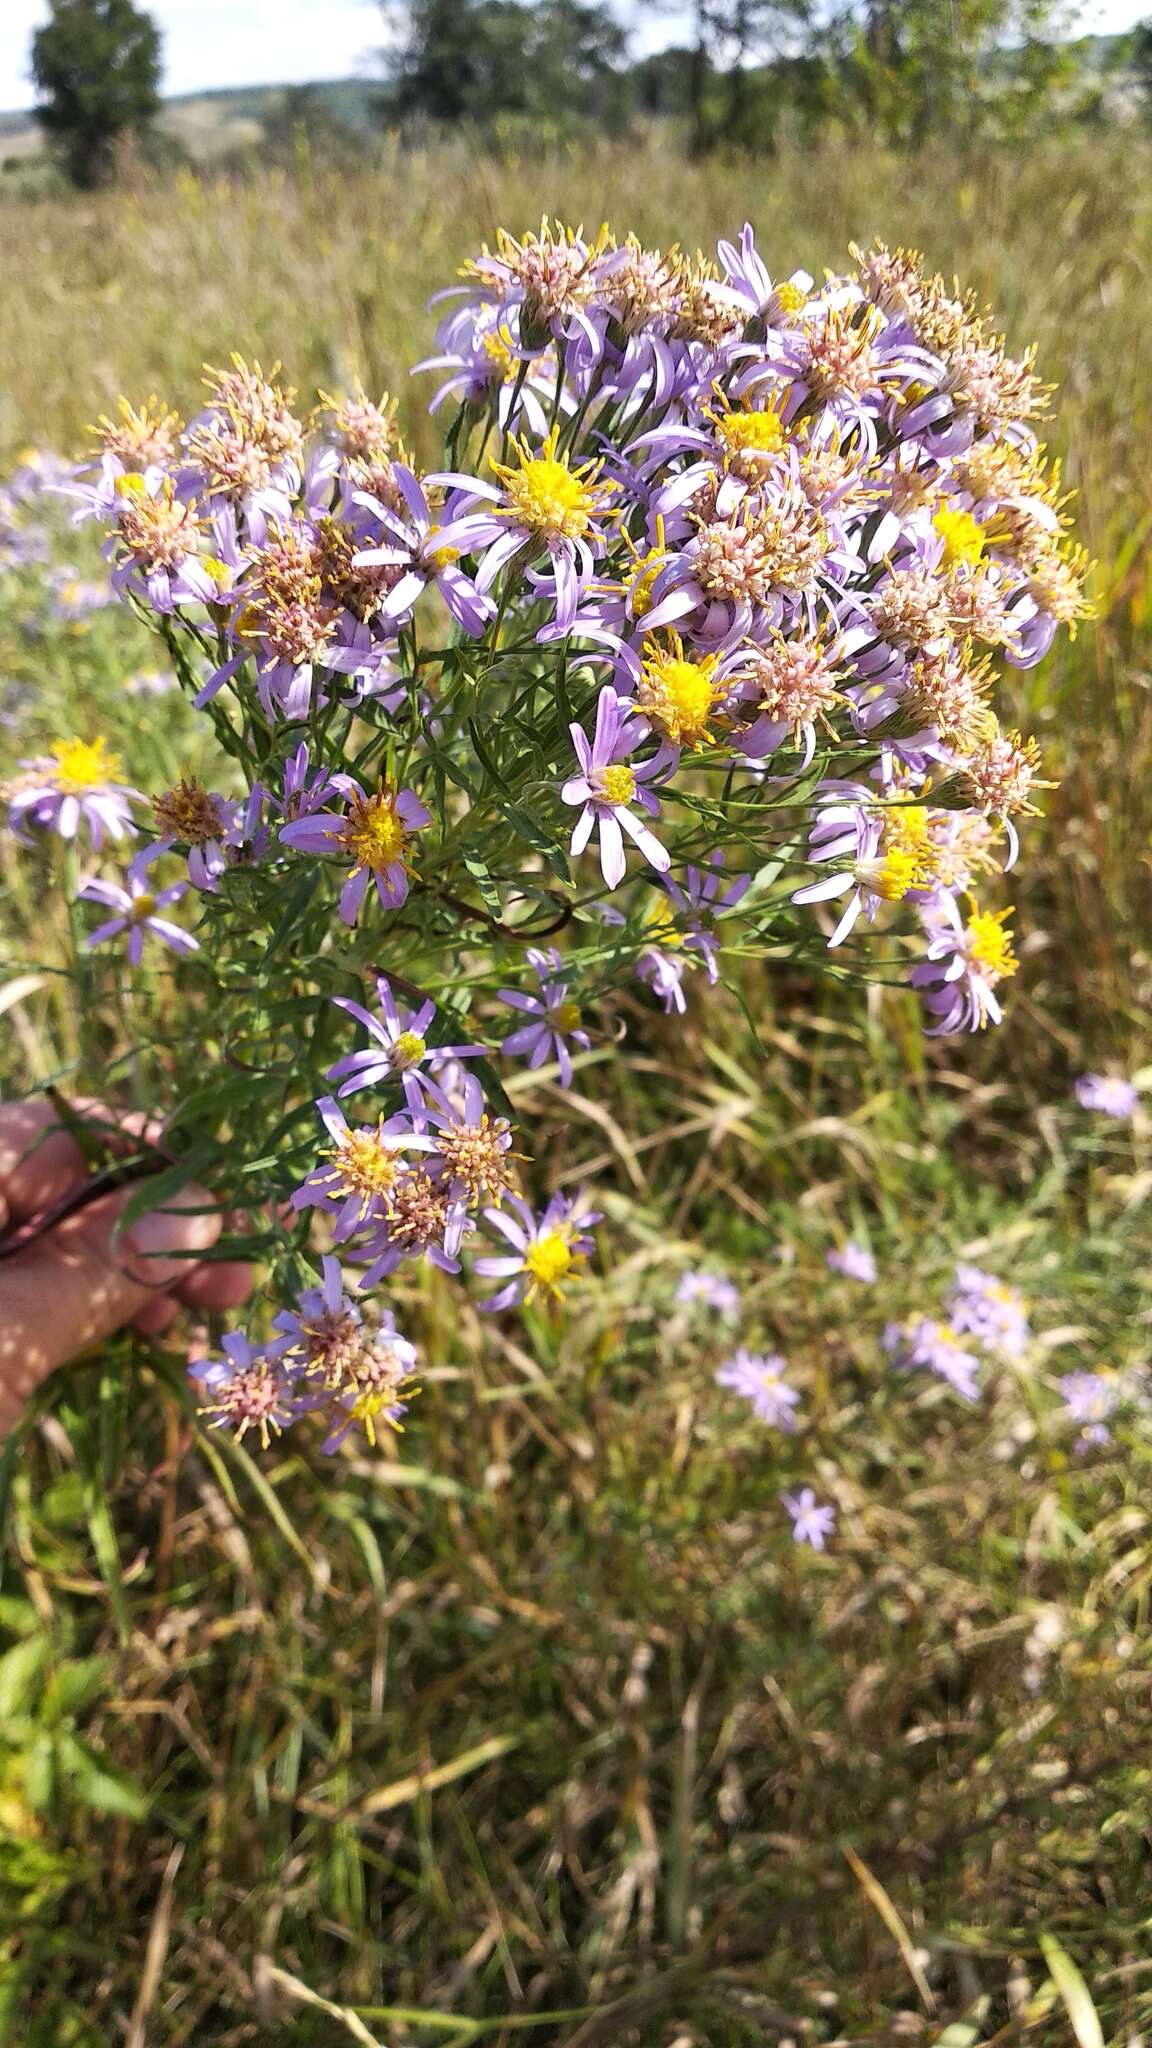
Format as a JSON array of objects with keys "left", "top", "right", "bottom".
[{"left": 0, "top": 77, "right": 378, "bottom": 166}]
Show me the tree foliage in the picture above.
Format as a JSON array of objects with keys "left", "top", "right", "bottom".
[
  {"left": 31, "top": 0, "right": 162, "bottom": 189},
  {"left": 381, "top": 0, "right": 629, "bottom": 127}
]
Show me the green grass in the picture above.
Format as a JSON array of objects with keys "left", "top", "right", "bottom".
[{"left": 1, "top": 135, "right": 1151, "bottom": 2044}]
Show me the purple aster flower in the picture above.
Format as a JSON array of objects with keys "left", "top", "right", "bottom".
[
  {"left": 272, "top": 1255, "right": 420, "bottom": 1452},
  {"left": 498, "top": 947, "right": 590, "bottom": 1087},
  {"left": 884, "top": 1317, "right": 982, "bottom": 1402},
  {"left": 910, "top": 897, "right": 1018, "bottom": 1034},
  {"left": 948, "top": 1263, "right": 1029, "bottom": 1359},
  {"left": 826, "top": 1242, "right": 877, "bottom": 1283},
  {"left": 782, "top": 1487, "right": 836, "bottom": 1550},
  {"left": 327, "top": 976, "right": 485, "bottom": 1109},
  {"left": 291, "top": 1095, "right": 434, "bottom": 1238},
  {"left": 188, "top": 1333, "right": 297, "bottom": 1448},
  {"left": 474, "top": 1190, "right": 601, "bottom": 1310},
  {"left": 562, "top": 685, "right": 675, "bottom": 888},
  {"left": 431, "top": 427, "right": 613, "bottom": 634},
  {"left": 350, "top": 463, "right": 495, "bottom": 636},
  {"left": 6, "top": 737, "right": 140, "bottom": 850},
  {"left": 1074, "top": 1074, "right": 1139, "bottom": 1120},
  {"left": 657, "top": 856, "right": 751, "bottom": 983},
  {"left": 418, "top": 1072, "right": 516, "bottom": 1237},
  {"left": 414, "top": 298, "right": 557, "bottom": 435},
  {"left": 279, "top": 780, "right": 430, "bottom": 924},
  {"left": 1056, "top": 1369, "right": 1121, "bottom": 1450},
  {"left": 635, "top": 943, "right": 687, "bottom": 1014},
  {"left": 715, "top": 1348, "right": 801, "bottom": 1431},
  {"left": 78, "top": 851, "right": 199, "bottom": 966},
  {"left": 675, "top": 1269, "right": 741, "bottom": 1317}
]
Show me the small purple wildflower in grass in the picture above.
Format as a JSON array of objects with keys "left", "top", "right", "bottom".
[
  {"left": 272, "top": 1255, "right": 421, "bottom": 1451},
  {"left": 884, "top": 1317, "right": 982, "bottom": 1402},
  {"left": 676, "top": 1269, "right": 740, "bottom": 1317},
  {"left": 498, "top": 947, "right": 590, "bottom": 1087},
  {"left": 715, "top": 1348, "right": 800, "bottom": 1430},
  {"left": 561, "top": 685, "right": 675, "bottom": 889},
  {"left": 188, "top": 1333, "right": 297, "bottom": 1448},
  {"left": 1057, "top": 1369, "right": 1126, "bottom": 1452},
  {"left": 782, "top": 1487, "right": 836, "bottom": 1550},
  {"left": 328, "top": 975, "right": 485, "bottom": 1109},
  {"left": 826, "top": 1241, "right": 876, "bottom": 1283},
  {"left": 123, "top": 667, "right": 178, "bottom": 698},
  {"left": 1075, "top": 1073, "right": 1139, "bottom": 1120},
  {"left": 279, "top": 780, "right": 430, "bottom": 923},
  {"left": 6, "top": 737, "right": 140, "bottom": 850},
  {"left": 948, "top": 1262, "right": 1030, "bottom": 1359},
  {"left": 78, "top": 851, "right": 199, "bottom": 965},
  {"left": 474, "top": 1190, "right": 601, "bottom": 1310}
]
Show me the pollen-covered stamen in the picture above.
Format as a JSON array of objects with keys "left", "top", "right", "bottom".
[
  {"left": 339, "top": 790, "right": 411, "bottom": 877},
  {"left": 436, "top": 1113, "right": 514, "bottom": 1207},
  {"left": 153, "top": 776, "right": 229, "bottom": 847},
  {"left": 692, "top": 498, "right": 828, "bottom": 604},
  {"left": 186, "top": 355, "right": 304, "bottom": 495},
  {"left": 800, "top": 305, "right": 885, "bottom": 400},
  {"left": 311, "top": 514, "right": 406, "bottom": 622},
  {"left": 746, "top": 639, "right": 844, "bottom": 740},
  {"left": 49, "top": 737, "right": 124, "bottom": 791},
  {"left": 318, "top": 1125, "right": 405, "bottom": 1219},
  {"left": 956, "top": 728, "right": 1049, "bottom": 816},
  {"left": 380, "top": 1169, "right": 453, "bottom": 1254},
  {"left": 240, "top": 524, "right": 337, "bottom": 664},
  {"left": 902, "top": 650, "right": 997, "bottom": 753},
  {"left": 636, "top": 634, "right": 723, "bottom": 749},
  {"left": 492, "top": 428, "right": 604, "bottom": 542},
  {"left": 94, "top": 394, "right": 182, "bottom": 469},
  {"left": 114, "top": 475, "right": 204, "bottom": 571},
  {"left": 290, "top": 1305, "right": 363, "bottom": 1383},
  {"left": 200, "top": 1365, "right": 288, "bottom": 1448},
  {"left": 316, "top": 383, "right": 401, "bottom": 466}
]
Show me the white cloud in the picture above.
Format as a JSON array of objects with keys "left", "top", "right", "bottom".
[{"left": 2, "top": 0, "right": 381, "bottom": 112}]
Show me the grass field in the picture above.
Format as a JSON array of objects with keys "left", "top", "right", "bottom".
[{"left": 0, "top": 135, "right": 1151, "bottom": 2045}]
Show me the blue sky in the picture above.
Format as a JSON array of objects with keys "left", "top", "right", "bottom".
[{"left": 2, "top": 0, "right": 1146, "bottom": 112}]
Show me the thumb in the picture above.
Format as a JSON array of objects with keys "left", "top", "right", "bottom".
[{"left": 0, "top": 1182, "right": 221, "bottom": 1435}]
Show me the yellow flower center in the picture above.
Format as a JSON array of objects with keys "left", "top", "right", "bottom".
[
  {"left": 714, "top": 407, "right": 785, "bottom": 461},
  {"left": 967, "top": 906, "right": 1017, "bottom": 982},
  {"left": 481, "top": 326, "right": 516, "bottom": 378},
  {"left": 546, "top": 999, "right": 582, "bottom": 1033},
  {"left": 774, "top": 280, "right": 808, "bottom": 314},
  {"left": 524, "top": 1231, "right": 574, "bottom": 1294},
  {"left": 627, "top": 546, "right": 665, "bottom": 618},
  {"left": 933, "top": 504, "right": 987, "bottom": 569},
  {"left": 878, "top": 805, "right": 940, "bottom": 891},
  {"left": 129, "top": 893, "right": 157, "bottom": 921},
  {"left": 637, "top": 636, "right": 722, "bottom": 748},
  {"left": 644, "top": 902, "right": 683, "bottom": 950},
  {"left": 859, "top": 847, "right": 921, "bottom": 902},
  {"left": 331, "top": 1129, "right": 402, "bottom": 1200},
  {"left": 599, "top": 763, "right": 636, "bottom": 806},
  {"left": 348, "top": 1386, "right": 405, "bottom": 1447},
  {"left": 113, "top": 471, "right": 147, "bottom": 499},
  {"left": 425, "top": 525, "right": 460, "bottom": 570},
  {"left": 492, "top": 429, "right": 600, "bottom": 542},
  {"left": 342, "top": 792, "right": 408, "bottom": 874},
  {"left": 390, "top": 1030, "right": 427, "bottom": 1070},
  {"left": 50, "top": 737, "right": 123, "bottom": 791}
]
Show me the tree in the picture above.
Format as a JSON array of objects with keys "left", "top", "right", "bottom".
[
  {"left": 380, "top": 0, "right": 629, "bottom": 128},
  {"left": 31, "top": 0, "right": 162, "bottom": 190}
]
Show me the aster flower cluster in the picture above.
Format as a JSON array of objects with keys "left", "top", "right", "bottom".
[
  {"left": 0, "top": 222, "right": 1089, "bottom": 1460},
  {"left": 885, "top": 1259, "right": 1032, "bottom": 1401}
]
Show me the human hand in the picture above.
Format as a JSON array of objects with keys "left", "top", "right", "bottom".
[{"left": 0, "top": 1098, "right": 251, "bottom": 1436}]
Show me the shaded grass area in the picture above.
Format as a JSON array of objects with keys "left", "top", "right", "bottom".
[{"left": 1, "top": 137, "right": 1151, "bottom": 2041}]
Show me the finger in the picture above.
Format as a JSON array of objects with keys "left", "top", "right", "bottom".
[
  {"left": 173, "top": 1260, "right": 253, "bottom": 1312},
  {"left": 131, "top": 1295, "right": 180, "bottom": 1338},
  {"left": 0, "top": 1181, "right": 221, "bottom": 1436},
  {"left": 0, "top": 1097, "right": 165, "bottom": 1225}
]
